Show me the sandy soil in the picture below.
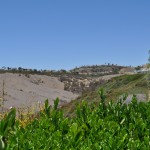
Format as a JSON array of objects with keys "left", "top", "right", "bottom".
[{"left": 0, "top": 73, "right": 78, "bottom": 111}]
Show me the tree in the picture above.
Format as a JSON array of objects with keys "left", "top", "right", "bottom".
[
  {"left": 135, "top": 65, "right": 141, "bottom": 71},
  {"left": 18, "top": 67, "right": 22, "bottom": 71}
]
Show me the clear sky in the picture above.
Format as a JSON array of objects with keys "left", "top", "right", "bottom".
[{"left": 0, "top": 1, "right": 150, "bottom": 70}]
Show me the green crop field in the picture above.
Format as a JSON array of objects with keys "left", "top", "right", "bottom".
[{"left": 1, "top": 89, "right": 150, "bottom": 149}]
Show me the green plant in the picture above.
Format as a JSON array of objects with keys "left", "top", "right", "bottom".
[
  {"left": 0, "top": 109, "right": 16, "bottom": 150},
  {"left": 1, "top": 94, "right": 150, "bottom": 149}
]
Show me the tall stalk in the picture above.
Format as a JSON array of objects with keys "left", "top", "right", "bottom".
[
  {"left": 1, "top": 80, "right": 5, "bottom": 111},
  {"left": 0, "top": 80, "right": 4, "bottom": 112}
]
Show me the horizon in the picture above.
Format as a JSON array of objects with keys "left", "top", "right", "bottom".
[
  {"left": 0, "top": 63, "right": 145, "bottom": 72},
  {"left": 0, "top": 1, "right": 150, "bottom": 70}
]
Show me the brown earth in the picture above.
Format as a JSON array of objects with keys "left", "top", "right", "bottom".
[{"left": 0, "top": 73, "right": 78, "bottom": 112}]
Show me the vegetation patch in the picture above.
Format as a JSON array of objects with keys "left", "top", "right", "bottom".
[
  {"left": 1, "top": 90, "right": 150, "bottom": 149},
  {"left": 62, "top": 74, "right": 148, "bottom": 116}
]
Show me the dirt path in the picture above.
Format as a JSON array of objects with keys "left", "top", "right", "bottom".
[
  {"left": 96, "top": 74, "right": 123, "bottom": 81},
  {"left": 122, "top": 94, "right": 147, "bottom": 104}
]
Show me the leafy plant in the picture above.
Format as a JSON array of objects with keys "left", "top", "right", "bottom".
[
  {"left": 0, "top": 109, "right": 16, "bottom": 150},
  {"left": 1, "top": 93, "right": 150, "bottom": 149}
]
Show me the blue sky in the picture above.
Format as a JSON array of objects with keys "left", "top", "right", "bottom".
[{"left": 0, "top": 1, "right": 150, "bottom": 70}]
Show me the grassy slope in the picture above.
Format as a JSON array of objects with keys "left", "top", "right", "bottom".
[{"left": 62, "top": 74, "right": 148, "bottom": 117}]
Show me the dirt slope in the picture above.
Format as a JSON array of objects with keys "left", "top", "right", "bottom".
[{"left": 0, "top": 73, "right": 78, "bottom": 111}]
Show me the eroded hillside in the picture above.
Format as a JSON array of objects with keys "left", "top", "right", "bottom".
[{"left": 0, "top": 73, "right": 78, "bottom": 112}]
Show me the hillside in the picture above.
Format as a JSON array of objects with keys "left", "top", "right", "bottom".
[
  {"left": 62, "top": 74, "right": 148, "bottom": 117},
  {"left": 58, "top": 65, "right": 134, "bottom": 94},
  {"left": 0, "top": 73, "right": 122, "bottom": 113},
  {"left": 59, "top": 74, "right": 122, "bottom": 94},
  {"left": 0, "top": 65, "right": 143, "bottom": 114},
  {"left": 0, "top": 67, "right": 150, "bottom": 149},
  {"left": 0, "top": 73, "right": 78, "bottom": 112},
  {"left": 70, "top": 65, "right": 134, "bottom": 75},
  {"left": 0, "top": 64, "right": 134, "bottom": 77}
]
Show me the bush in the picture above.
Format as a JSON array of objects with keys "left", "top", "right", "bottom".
[{"left": 1, "top": 91, "right": 150, "bottom": 149}]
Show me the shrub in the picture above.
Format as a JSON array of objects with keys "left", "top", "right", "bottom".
[{"left": 1, "top": 90, "right": 150, "bottom": 149}]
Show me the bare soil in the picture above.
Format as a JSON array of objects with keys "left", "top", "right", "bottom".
[{"left": 0, "top": 73, "right": 78, "bottom": 111}]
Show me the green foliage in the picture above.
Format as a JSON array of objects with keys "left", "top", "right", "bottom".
[
  {"left": 1, "top": 95, "right": 150, "bottom": 149},
  {"left": 0, "top": 109, "right": 16, "bottom": 150},
  {"left": 44, "top": 99, "right": 51, "bottom": 117}
]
